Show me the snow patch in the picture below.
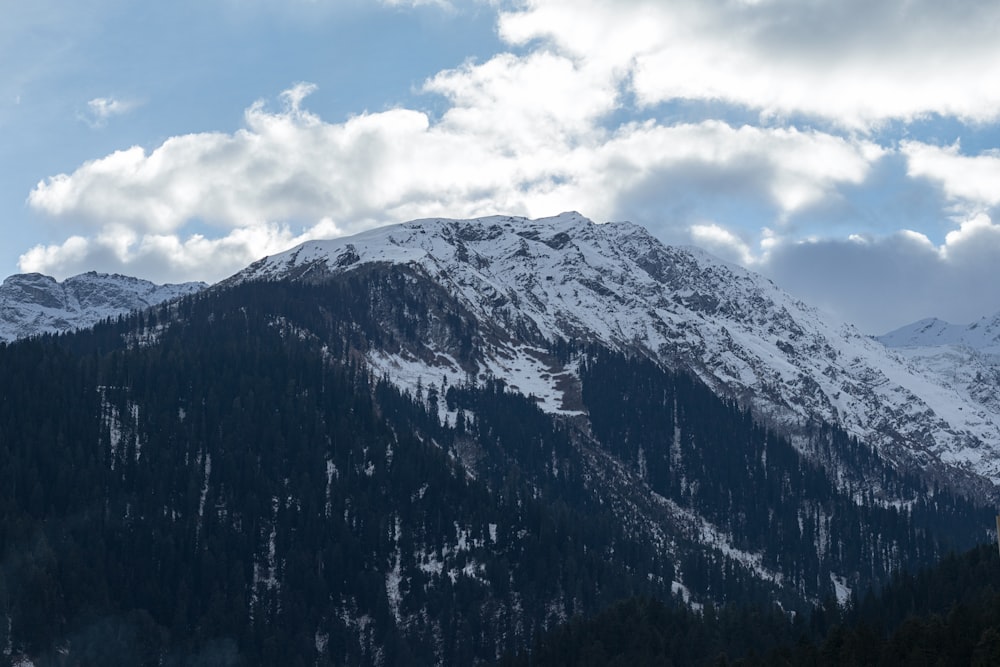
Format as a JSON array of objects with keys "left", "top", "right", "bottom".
[
  {"left": 653, "top": 493, "right": 784, "bottom": 586},
  {"left": 670, "top": 581, "right": 703, "bottom": 612},
  {"left": 385, "top": 516, "right": 403, "bottom": 624},
  {"left": 830, "top": 572, "right": 852, "bottom": 606},
  {"left": 196, "top": 452, "right": 212, "bottom": 540},
  {"left": 325, "top": 459, "right": 338, "bottom": 518}
]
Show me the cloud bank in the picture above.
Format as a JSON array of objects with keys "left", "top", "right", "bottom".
[
  {"left": 498, "top": 0, "right": 1000, "bottom": 128},
  {"left": 762, "top": 214, "right": 1000, "bottom": 333},
  {"left": 24, "top": 76, "right": 881, "bottom": 284}
]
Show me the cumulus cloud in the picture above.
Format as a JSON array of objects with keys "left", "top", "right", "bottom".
[
  {"left": 690, "top": 223, "right": 756, "bottom": 266},
  {"left": 19, "top": 219, "right": 342, "bottom": 284},
  {"left": 26, "top": 78, "right": 883, "bottom": 282},
  {"left": 380, "top": 0, "right": 453, "bottom": 8},
  {"left": 498, "top": 0, "right": 1000, "bottom": 128},
  {"left": 902, "top": 140, "right": 1000, "bottom": 209},
  {"left": 601, "top": 122, "right": 883, "bottom": 221}
]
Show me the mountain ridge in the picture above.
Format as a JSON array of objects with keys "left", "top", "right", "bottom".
[
  {"left": 229, "top": 212, "right": 1000, "bottom": 496},
  {"left": 4, "top": 215, "right": 999, "bottom": 495},
  {"left": 880, "top": 313, "right": 1000, "bottom": 353},
  {"left": 878, "top": 313, "right": 1000, "bottom": 481}
]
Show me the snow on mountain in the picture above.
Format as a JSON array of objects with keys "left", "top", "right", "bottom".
[
  {"left": 878, "top": 314, "right": 1000, "bottom": 468},
  {"left": 880, "top": 314, "right": 1000, "bottom": 355},
  {"left": 0, "top": 271, "right": 206, "bottom": 343},
  {"left": 230, "top": 212, "right": 1000, "bottom": 490}
]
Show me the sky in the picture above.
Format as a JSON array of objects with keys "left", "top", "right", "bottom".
[{"left": 4, "top": 0, "right": 1000, "bottom": 334}]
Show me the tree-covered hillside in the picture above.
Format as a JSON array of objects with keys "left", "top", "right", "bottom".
[
  {"left": 0, "top": 276, "right": 992, "bottom": 665},
  {"left": 507, "top": 543, "right": 1000, "bottom": 666}
]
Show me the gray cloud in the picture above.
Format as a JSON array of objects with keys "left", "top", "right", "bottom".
[{"left": 760, "top": 220, "right": 1000, "bottom": 334}]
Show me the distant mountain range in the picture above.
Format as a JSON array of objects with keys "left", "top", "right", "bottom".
[
  {"left": 879, "top": 314, "right": 1000, "bottom": 353},
  {"left": 0, "top": 271, "right": 205, "bottom": 342}
]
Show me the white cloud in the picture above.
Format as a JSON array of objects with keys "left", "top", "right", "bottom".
[
  {"left": 498, "top": 0, "right": 1000, "bottom": 128},
  {"left": 690, "top": 223, "right": 755, "bottom": 265},
  {"left": 83, "top": 96, "right": 141, "bottom": 128},
  {"left": 941, "top": 213, "right": 1000, "bottom": 260},
  {"left": 426, "top": 50, "right": 619, "bottom": 148},
  {"left": 380, "top": 0, "right": 454, "bottom": 8},
  {"left": 278, "top": 81, "right": 317, "bottom": 112},
  {"left": 591, "top": 121, "right": 883, "bottom": 234},
  {"left": 19, "top": 219, "right": 342, "bottom": 284},
  {"left": 26, "top": 79, "right": 883, "bottom": 283},
  {"left": 902, "top": 140, "right": 1000, "bottom": 209}
]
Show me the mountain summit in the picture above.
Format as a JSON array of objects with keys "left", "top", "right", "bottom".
[
  {"left": 231, "top": 212, "right": 1000, "bottom": 494},
  {"left": 880, "top": 313, "right": 1000, "bottom": 354}
]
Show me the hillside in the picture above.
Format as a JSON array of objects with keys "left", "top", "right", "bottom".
[{"left": 0, "top": 271, "right": 990, "bottom": 665}]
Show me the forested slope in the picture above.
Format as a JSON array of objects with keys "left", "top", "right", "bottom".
[{"left": 0, "top": 277, "right": 992, "bottom": 665}]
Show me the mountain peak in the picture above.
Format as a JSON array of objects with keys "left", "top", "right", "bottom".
[{"left": 880, "top": 313, "right": 1000, "bottom": 353}]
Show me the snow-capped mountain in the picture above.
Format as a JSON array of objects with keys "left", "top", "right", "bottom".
[
  {"left": 231, "top": 212, "right": 1000, "bottom": 493},
  {"left": 879, "top": 314, "right": 1000, "bottom": 354},
  {"left": 0, "top": 271, "right": 206, "bottom": 343},
  {"left": 879, "top": 314, "right": 1000, "bottom": 461},
  {"left": 3, "top": 217, "right": 992, "bottom": 662}
]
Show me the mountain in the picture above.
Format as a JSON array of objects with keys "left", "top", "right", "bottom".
[
  {"left": 0, "top": 271, "right": 206, "bottom": 342},
  {"left": 879, "top": 314, "right": 1000, "bottom": 353},
  {"left": 231, "top": 212, "right": 1000, "bottom": 496},
  {"left": 877, "top": 314, "right": 1000, "bottom": 482},
  {"left": 4, "top": 217, "right": 995, "bottom": 498},
  {"left": 0, "top": 225, "right": 991, "bottom": 665}
]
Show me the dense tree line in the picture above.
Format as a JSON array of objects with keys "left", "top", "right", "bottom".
[
  {"left": 507, "top": 543, "right": 1000, "bottom": 666},
  {"left": 499, "top": 595, "right": 804, "bottom": 666}
]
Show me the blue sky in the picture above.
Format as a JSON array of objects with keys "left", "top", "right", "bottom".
[{"left": 5, "top": 0, "right": 1000, "bottom": 333}]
